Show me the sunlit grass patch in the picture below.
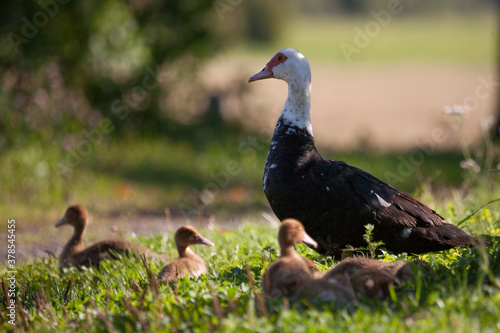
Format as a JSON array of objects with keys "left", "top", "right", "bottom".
[{"left": 2, "top": 217, "right": 500, "bottom": 331}]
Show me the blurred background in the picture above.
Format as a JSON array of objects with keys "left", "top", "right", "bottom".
[{"left": 0, "top": 0, "right": 498, "bottom": 258}]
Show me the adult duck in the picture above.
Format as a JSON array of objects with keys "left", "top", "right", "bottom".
[
  {"left": 249, "top": 48, "right": 475, "bottom": 259},
  {"left": 157, "top": 225, "right": 214, "bottom": 283},
  {"left": 263, "top": 219, "right": 321, "bottom": 298},
  {"left": 56, "top": 205, "right": 164, "bottom": 269}
]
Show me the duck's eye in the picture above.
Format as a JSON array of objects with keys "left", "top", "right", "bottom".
[{"left": 277, "top": 55, "right": 283, "bottom": 61}]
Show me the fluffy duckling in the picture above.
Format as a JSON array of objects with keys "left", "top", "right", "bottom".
[
  {"left": 263, "top": 219, "right": 321, "bottom": 298},
  {"left": 293, "top": 278, "right": 357, "bottom": 306},
  {"left": 323, "top": 257, "right": 434, "bottom": 298},
  {"left": 56, "top": 205, "right": 164, "bottom": 269},
  {"left": 157, "top": 225, "right": 214, "bottom": 283},
  {"left": 294, "top": 257, "right": 433, "bottom": 303},
  {"left": 324, "top": 257, "right": 405, "bottom": 279}
]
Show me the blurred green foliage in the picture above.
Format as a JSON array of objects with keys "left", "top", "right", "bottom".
[
  {"left": 0, "top": 0, "right": 290, "bottom": 150},
  {"left": 1, "top": 1, "right": 208, "bottom": 148}
]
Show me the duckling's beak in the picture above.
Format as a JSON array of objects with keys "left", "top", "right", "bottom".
[
  {"left": 302, "top": 232, "right": 318, "bottom": 248},
  {"left": 196, "top": 235, "right": 215, "bottom": 247},
  {"left": 55, "top": 216, "right": 67, "bottom": 228}
]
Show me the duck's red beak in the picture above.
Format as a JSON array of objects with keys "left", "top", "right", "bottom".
[{"left": 248, "top": 67, "right": 274, "bottom": 82}]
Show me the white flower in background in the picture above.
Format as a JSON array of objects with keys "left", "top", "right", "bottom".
[
  {"left": 480, "top": 117, "right": 495, "bottom": 133},
  {"left": 35, "top": 160, "right": 49, "bottom": 178},
  {"left": 442, "top": 105, "right": 470, "bottom": 115},
  {"left": 460, "top": 159, "right": 481, "bottom": 173}
]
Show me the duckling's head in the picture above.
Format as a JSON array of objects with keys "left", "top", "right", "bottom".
[
  {"left": 175, "top": 225, "right": 214, "bottom": 249},
  {"left": 279, "top": 219, "right": 318, "bottom": 249},
  {"left": 55, "top": 205, "right": 88, "bottom": 230}
]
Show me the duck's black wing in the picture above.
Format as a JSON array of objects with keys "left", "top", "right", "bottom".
[{"left": 308, "top": 159, "right": 474, "bottom": 255}]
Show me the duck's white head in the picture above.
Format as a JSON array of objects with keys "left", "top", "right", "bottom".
[
  {"left": 248, "top": 48, "right": 311, "bottom": 84},
  {"left": 249, "top": 49, "right": 313, "bottom": 135}
]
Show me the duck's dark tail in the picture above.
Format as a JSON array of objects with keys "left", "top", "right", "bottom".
[{"left": 385, "top": 223, "right": 476, "bottom": 255}]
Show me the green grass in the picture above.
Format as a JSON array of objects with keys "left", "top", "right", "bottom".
[
  {"left": 1, "top": 204, "right": 500, "bottom": 332},
  {"left": 229, "top": 13, "right": 497, "bottom": 64}
]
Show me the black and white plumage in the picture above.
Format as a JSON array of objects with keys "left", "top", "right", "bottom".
[{"left": 249, "top": 48, "right": 475, "bottom": 259}]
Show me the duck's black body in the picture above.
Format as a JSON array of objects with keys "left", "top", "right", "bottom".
[{"left": 264, "top": 119, "right": 474, "bottom": 258}]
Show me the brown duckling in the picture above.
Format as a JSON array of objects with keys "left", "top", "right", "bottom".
[
  {"left": 323, "top": 257, "right": 434, "bottom": 298},
  {"left": 335, "top": 267, "right": 401, "bottom": 298},
  {"left": 294, "top": 268, "right": 399, "bottom": 303},
  {"left": 293, "top": 278, "right": 357, "bottom": 306},
  {"left": 157, "top": 225, "right": 214, "bottom": 283},
  {"left": 294, "top": 258, "right": 434, "bottom": 303},
  {"left": 263, "top": 219, "right": 321, "bottom": 298},
  {"left": 56, "top": 205, "right": 165, "bottom": 269},
  {"left": 324, "top": 257, "right": 405, "bottom": 279}
]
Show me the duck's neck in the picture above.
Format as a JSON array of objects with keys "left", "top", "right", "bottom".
[
  {"left": 264, "top": 78, "right": 319, "bottom": 173},
  {"left": 60, "top": 225, "right": 86, "bottom": 261},
  {"left": 178, "top": 246, "right": 203, "bottom": 262},
  {"left": 280, "top": 244, "right": 301, "bottom": 258},
  {"left": 279, "top": 76, "right": 313, "bottom": 136}
]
